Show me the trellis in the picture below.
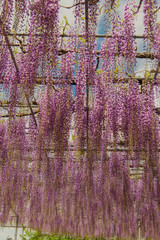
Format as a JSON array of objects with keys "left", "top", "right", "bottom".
[{"left": 0, "top": 0, "right": 160, "bottom": 239}]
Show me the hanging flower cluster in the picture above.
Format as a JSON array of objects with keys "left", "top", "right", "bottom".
[
  {"left": 154, "top": 23, "right": 160, "bottom": 62},
  {"left": 0, "top": 0, "right": 160, "bottom": 239},
  {"left": 143, "top": 0, "right": 157, "bottom": 49}
]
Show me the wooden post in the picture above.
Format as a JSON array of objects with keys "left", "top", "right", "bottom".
[
  {"left": 138, "top": 208, "right": 141, "bottom": 240},
  {"left": 85, "top": 0, "right": 89, "bottom": 151},
  {"left": 14, "top": 215, "right": 18, "bottom": 240},
  {"left": 21, "top": 225, "right": 25, "bottom": 239}
]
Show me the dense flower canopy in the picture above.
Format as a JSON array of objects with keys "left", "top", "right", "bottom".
[{"left": 0, "top": 0, "right": 160, "bottom": 239}]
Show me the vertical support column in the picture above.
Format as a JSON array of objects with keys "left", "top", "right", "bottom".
[
  {"left": 85, "top": 0, "right": 89, "bottom": 151},
  {"left": 113, "top": 224, "right": 116, "bottom": 240},
  {"left": 14, "top": 215, "right": 18, "bottom": 240},
  {"left": 21, "top": 225, "right": 25, "bottom": 239},
  {"left": 154, "top": 60, "right": 160, "bottom": 82},
  {"left": 138, "top": 208, "right": 141, "bottom": 240}
]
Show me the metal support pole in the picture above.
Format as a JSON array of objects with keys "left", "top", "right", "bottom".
[
  {"left": 138, "top": 208, "right": 141, "bottom": 240},
  {"left": 85, "top": 0, "right": 89, "bottom": 150},
  {"left": 14, "top": 215, "right": 18, "bottom": 240},
  {"left": 21, "top": 225, "right": 25, "bottom": 239}
]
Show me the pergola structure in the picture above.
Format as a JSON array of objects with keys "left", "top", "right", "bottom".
[{"left": 0, "top": 0, "right": 160, "bottom": 239}]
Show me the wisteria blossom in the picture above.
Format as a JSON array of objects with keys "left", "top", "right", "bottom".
[{"left": 0, "top": 0, "right": 160, "bottom": 239}]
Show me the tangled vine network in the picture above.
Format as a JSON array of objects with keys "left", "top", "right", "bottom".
[{"left": 0, "top": 0, "right": 160, "bottom": 239}]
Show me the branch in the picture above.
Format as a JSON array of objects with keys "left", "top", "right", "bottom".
[
  {"left": 58, "top": 49, "right": 74, "bottom": 55},
  {"left": 154, "top": 61, "right": 160, "bottom": 82},
  {"left": 0, "top": 16, "right": 37, "bottom": 127},
  {"left": 0, "top": 33, "right": 148, "bottom": 39},
  {"left": 0, "top": 18, "right": 20, "bottom": 79},
  {"left": 60, "top": 21, "right": 68, "bottom": 50},
  {"left": 154, "top": 6, "right": 160, "bottom": 14},
  {"left": 1, "top": 110, "right": 39, "bottom": 118},
  {"left": 89, "top": 0, "right": 99, "bottom": 5},
  {"left": 56, "top": 49, "right": 157, "bottom": 59},
  {"left": 97, "top": 51, "right": 155, "bottom": 59},
  {"left": 150, "top": 69, "right": 160, "bottom": 74},
  {"left": 59, "top": 1, "right": 85, "bottom": 9},
  {"left": 133, "top": 0, "right": 143, "bottom": 15},
  {"left": 96, "top": 56, "right": 99, "bottom": 70},
  {"left": 111, "top": 0, "right": 115, "bottom": 9},
  {"left": 15, "top": 36, "right": 27, "bottom": 53},
  {"left": 136, "top": 52, "right": 155, "bottom": 59},
  {"left": 59, "top": 49, "right": 156, "bottom": 59}
]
